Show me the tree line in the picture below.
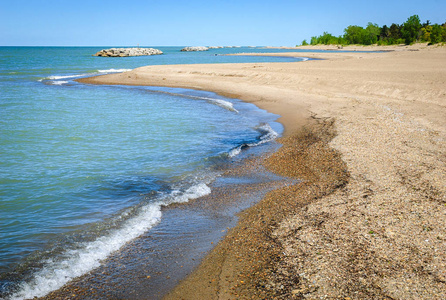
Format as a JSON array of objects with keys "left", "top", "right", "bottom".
[{"left": 301, "top": 15, "right": 446, "bottom": 46}]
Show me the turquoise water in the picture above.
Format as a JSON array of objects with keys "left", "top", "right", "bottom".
[{"left": 0, "top": 46, "right": 306, "bottom": 298}]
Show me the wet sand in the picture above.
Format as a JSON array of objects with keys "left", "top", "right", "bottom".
[{"left": 75, "top": 44, "right": 446, "bottom": 299}]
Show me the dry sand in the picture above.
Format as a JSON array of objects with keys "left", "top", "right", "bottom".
[{"left": 77, "top": 44, "right": 446, "bottom": 299}]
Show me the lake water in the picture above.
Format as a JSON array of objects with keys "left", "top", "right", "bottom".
[{"left": 0, "top": 46, "right": 313, "bottom": 298}]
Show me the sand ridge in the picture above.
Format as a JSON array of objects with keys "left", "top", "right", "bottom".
[{"left": 77, "top": 44, "right": 446, "bottom": 299}]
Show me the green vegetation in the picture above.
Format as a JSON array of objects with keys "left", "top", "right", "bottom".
[{"left": 299, "top": 15, "right": 446, "bottom": 46}]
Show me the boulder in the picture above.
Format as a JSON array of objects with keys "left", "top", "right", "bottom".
[{"left": 94, "top": 48, "right": 163, "bottom": 57}]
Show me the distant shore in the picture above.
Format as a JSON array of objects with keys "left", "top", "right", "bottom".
[
  {"left": 266, "top": 41, "right": 438, "bottom": 51},
  {"left": 76, "top": 44, "right": 446, "bottom": 299}
]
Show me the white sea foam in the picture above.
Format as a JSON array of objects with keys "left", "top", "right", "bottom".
[
  {"left": 98, "top": 68, "right": 132, "bottom": 73},
  {"left": 10, "top": 203, "right": 161, "bottom": 300},
  {"left": 183, "top": 183, "right": 212, "bottom": 199},
  {"left": 195, "top": 97, "right": 239, "bottom": 113},
  {"left": 228, "top": 123, "right": 279, "bottom": 157},
  {"left": 9, "top": 180, "right": 213, "bottom": 300},
  {"left": 140, "top": 88, "right": 239, "bottom": 113},
  {"left": 49, "top": 80, "right": 69, "bottom": 85},
  {"left": 168, "top": 183, "right": 211, "bottom": 204},
  {"left": 228, "top": 146, "right": 242, "bottom": 157},
  {"left": 39, "top": 69, "right": 131, "bottom": 83},
  {"left": 251, "top": 123, "right": 279, "bottom": 146},
  {"left": 48, "top": 75, "right": 84, "bottom": 80},
  {"left": 43, "top": 74, "right": 86, "bottom": 81}
]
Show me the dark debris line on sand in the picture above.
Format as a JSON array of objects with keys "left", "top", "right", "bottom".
[{"left": 164, "top": 118, "right": 350, "bottom": 300}]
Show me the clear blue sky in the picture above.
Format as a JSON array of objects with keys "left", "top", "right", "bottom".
[{"left": 1, "top": 0, "right": 445, "bottom": 46}]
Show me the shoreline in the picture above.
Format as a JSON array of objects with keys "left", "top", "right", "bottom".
[
  {"left": 38, "top": 143, "right": 291, "bottom": 300},
  {"left": 164, "top": 118, "right": 349, "bottom": 299},
  {"left": 76, "top": 45, "right": 446, "bottom": 299}
]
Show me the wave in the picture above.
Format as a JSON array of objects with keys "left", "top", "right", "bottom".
[
  {"left": 8, "top": 204, "right": 161, "bottom": 300},
  {"left": 38, "top": 75, "right": 237, "bottom": 114},
  {"left": 195, "top": 97, "right": 239, "bottom": 113},
  {"left": 168, "top": 182, "right": 211, "bottom": 204},
  {"left": 38, "top": 74, "right": 86, "bottom": 82},
  {"left": 228, "top": 146, "right": 243, "bottom": 157},
  {"left": 255, "top": 123, "right": 280, "bottom": 144},
  {"left": 139, "top": 88, "right": 240, "bottom": 113},
  {"left": 7, "top": 181, "right": 211, "bottom": 300},
  {"left": 97, "top": 68, "right": 132, "bottom": 73},
  {"left": 229, "top": 123, "right": 279, "bottom": 157},
  {"left": 48, "top": 80, "right": 69, "bottom": 85},
  {"left": 38, "top": 69, "right": 132, "bottom": 84}
]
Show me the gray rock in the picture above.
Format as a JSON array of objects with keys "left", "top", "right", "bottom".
[
  {"left": 180, "top": 46, "right": 209, "bottom": 52},
  {"left": 94, "top": 48, "right": 163, "bottom": 57}
]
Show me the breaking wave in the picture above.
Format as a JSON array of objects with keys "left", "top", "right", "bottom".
[
  {"left": 7, "top": 181, "right": 211, "bottom": 300},
  {"left": 229, "top": 123, "right": 279, "bottom": 157},
  {"left": 38, "top": 69, "right": 132, "bottom": 84},
  {"left": 98, "top": 68, "right": 132, "bottom": 73},
  {"left": 193, "top": 96, "right": 239, "bottom": 113}
]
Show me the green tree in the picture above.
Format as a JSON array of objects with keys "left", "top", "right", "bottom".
[
  {"left": 310, "top": 36, "right": 318, "bottom": 45},
  {"left": 299, "top": 15, "right": 445, "bottom": 47},
  {"left": 364, "top": 23, "right": 380, "bottom": 45},
  {"left": 301, "top": 39, "right": 309, "bottom": 46},
  {"left": 401, "top": 15, "right": 422, "bottom": 44},
  {"left": 430, "top": 24, "right": 443, "bottom": 44},
  {"left": 380, "top": 25, "right": 390, "bottom": 40},
  {"left": 344, "top": 25, "right": 364, "bottom": 44},
  {"left": 420, "top": 25, "right": 432, "bottom": 42},
  {"left": 319, "top": 32, "right": 338, "bottom": 45},
  {"left": 389, "top": 23, "right": 402, "bottom": 43},
  {"left": 442, "top": 23, "right": 446, "bottom": 42}
]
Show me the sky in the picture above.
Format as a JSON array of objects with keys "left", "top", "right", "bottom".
[{"left": 1, "top": 0, "right": 445, "bottom": 46}]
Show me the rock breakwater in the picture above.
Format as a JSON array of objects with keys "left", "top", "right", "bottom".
[
  {"left": 94, "top": 48, "right": 163, "bottom": 57},
  {"left": 180, "top": 46, "right": 209, "bottom": 52}
]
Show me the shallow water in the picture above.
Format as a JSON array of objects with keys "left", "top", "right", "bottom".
[
  {"left": 0, "top": 46, "right": 307, "bottom": 298},
  {"left": 37, "top": 156, "right": 294, "bottom": 300}
]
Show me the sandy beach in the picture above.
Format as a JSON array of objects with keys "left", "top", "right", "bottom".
[{"left": 77, "top": 44, "right": 446, "bottom": 299}]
